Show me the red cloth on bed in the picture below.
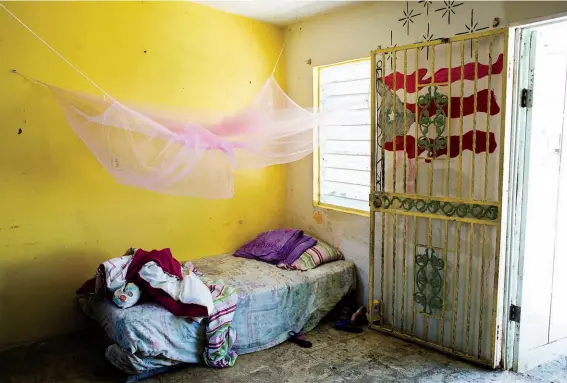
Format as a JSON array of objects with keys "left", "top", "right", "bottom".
[{"left": 127, "top": 248, "right": 209, "bottom": 318}]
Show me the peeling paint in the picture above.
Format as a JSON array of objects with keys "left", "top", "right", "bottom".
[{"left": 313, "top": 211, "right": 323, "bottom": 224}]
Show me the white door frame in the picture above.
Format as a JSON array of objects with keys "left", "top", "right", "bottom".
[{"left": 501, "top": 12, "right": 567, "bottom": 372}]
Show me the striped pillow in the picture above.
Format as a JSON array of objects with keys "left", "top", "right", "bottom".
[{"left": 278, "top": 240, "right": 344, "bottom": 271}]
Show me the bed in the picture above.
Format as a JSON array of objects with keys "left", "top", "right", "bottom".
[{"left": 78, "top": 254, "right": 357, "bottom": 375}]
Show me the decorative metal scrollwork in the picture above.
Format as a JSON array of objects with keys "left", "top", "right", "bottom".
[
  {"left": 417, "top": 86, "right": 448, "bottom": 157},
  {"left": 414, "top": 248, "right": 444, "bottom": 315},
  {"left": 373, "top": 193, "right": 499, "bottom": 221}
]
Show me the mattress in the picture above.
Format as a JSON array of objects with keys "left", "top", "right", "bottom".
[
  {"left": 78, "top": 254, "right": 356, "bottom": 374},
  {"left": 198, "top": 254, "right": 356, "bottom": 354}
]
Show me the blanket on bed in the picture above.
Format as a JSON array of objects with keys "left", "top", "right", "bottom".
[
  {"left": 183, "top": 262, "right": 238, "bottom": 368},
  {"left": 234, "top": 229, "right": 316, "bottom": 265}
]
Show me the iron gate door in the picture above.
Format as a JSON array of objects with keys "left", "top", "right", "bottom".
[{"left": 368, "top": 29, "right": 508, "bottom": 367}]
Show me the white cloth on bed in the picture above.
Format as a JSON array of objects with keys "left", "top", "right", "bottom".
[
  {"left": 102, "top": 255, "right": 134, "bottom": 292},
  {"left": 139, "top": 261, "right": 214, "bottom": 318}
]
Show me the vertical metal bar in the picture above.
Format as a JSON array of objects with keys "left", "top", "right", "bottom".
[
  {"left": 440, "top": 219, "right": 449, "bottom": 346},
  {"left": 411, "top": 48, "right": 419, "bottom": 336},
  {"left": 465, "top": 223, "right": 474, "bottom": 354},
  {"left": 369, "top": 52, "right": 377, "bottom": 326},
  {"left": 404, "top": 49, "right": 408, "bottom": 193},
  {"left": 480, "top": 35, "right": 492, "bottom": 361},
  {"left": 392, "top": 51, "right": 397, "bottom": 329},
  {"left": 425, "top": 44, "right": 434, "bottom": 343},
  {"left": 446, "top": 42, "right": 452, "bottom": 197},
  {"left": 411, "top": 219, "right": 417, "bottom": 335},
  {"left": 385, "top": 213, "right": 391, "bottom": 326},
  {"left": 402, "top": 218, "right": 407, "bottom": 333},
  {"left": 456, "top": 40, "right": 466, "bottom": 352},
  {"left": 380, "top": 51, "right": 387, "bottom": 326},
  {"left": 393, "top": 51, "right": 398, "bottom": 193},
  {"left": 478, "top": 224, "right": 487, "bottom": 358},
  {"left": 429, "top": 46, "right": 435, "bottom": 197},
  {"left": 401, "top": 49, "right": 408, "bottom": 334},
  {"left": 467, "top": 38, "right": 479, "bottom": 357},
  {"left": 415, "top": 49, "right": 420, "bottom": 195},
  {"left": 440, "top": 39, "right": 451, "bottom": 349},
  {"left": 484, "top": 36, "right": 494, "bottom": 202},
  {"left": 470, "top": 39, "right": 479, "bottom": 200},
  {"left": 459, "top": 41, "right": 465, "bottom": 199},
  {"left": 391, "top": 215, "right": 396, "bottom": 328},
  {"left": 491, "top": 30, "right": 509, "bottom": 365},
  {"left": 438, "top": 40, "right": 450, "bottom": 348},
  {"left": 424, "top": 217, "right": 433, "bottom": 341},
  {"left": 452, "top": 222, "right": 462, "bottom": 350}
]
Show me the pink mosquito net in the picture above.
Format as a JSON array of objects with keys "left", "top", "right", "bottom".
[{"left": 48, "top": 75, "right": 336, "bottom": 199}]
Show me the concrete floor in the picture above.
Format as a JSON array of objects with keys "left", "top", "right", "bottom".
[{"left": 1, "top": 323, "right": 566, "bottom": 383}]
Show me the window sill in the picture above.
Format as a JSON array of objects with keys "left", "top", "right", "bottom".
[{"left": 313, "top": 202, "right": 370, "bottom": 218}]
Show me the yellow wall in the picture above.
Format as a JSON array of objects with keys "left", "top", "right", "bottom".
[{"left": 0, "top": 1, "right": 285, "bottom": 349}]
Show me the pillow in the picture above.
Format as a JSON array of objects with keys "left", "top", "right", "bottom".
[{"left": 278, "top": 240, "right": 343, "bottom": 271}]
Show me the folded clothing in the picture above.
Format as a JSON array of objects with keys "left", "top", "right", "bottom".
[
  {"left": 278, "top": 240, "right": 344, "bottom": 271},
  {"left": 234, "top": 229, "right": 316, "bottom": 266}
]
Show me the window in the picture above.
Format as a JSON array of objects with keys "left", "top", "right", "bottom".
[{"left": 313, "top": 58, "right": 371, "bottom": 214}]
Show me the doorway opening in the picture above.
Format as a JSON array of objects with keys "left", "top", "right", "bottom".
[{"left": 504, "top": 15, "right": 567, "bottom": 373}]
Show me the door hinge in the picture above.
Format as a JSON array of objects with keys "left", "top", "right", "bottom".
[
  {"left": 520, "top": 88, "right": 533, "bottom": 108},
  {"left": 509, "top": 304, "right": 521, "bottom": 323}
]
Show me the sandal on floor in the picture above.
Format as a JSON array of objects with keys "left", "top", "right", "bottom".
[{"left": 288, "top": 331, "right": 312, "bottom": 348}]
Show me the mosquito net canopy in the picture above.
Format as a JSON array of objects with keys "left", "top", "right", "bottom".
[{"left": 48, "top": 75, "right": 345, "bottom": 199}]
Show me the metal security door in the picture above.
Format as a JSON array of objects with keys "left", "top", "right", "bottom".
[{"left": 368, "top": 29, "right": 508, "bottom": 367}]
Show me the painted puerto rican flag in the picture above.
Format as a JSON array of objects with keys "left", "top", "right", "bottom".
[
  {"left": 376, "top": 39, "right": 505, "bottom": 199},
  {"left": 379, "top": 53, "right": 503, "bottom": 159}
]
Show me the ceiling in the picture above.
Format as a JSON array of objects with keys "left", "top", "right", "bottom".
[{"left": 193, "top": 1, "right": 353, "bottom": 25}]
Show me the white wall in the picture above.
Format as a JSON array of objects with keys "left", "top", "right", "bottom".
[{"left": 284, "top": 1, "right": 567, "bottom": 305}]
